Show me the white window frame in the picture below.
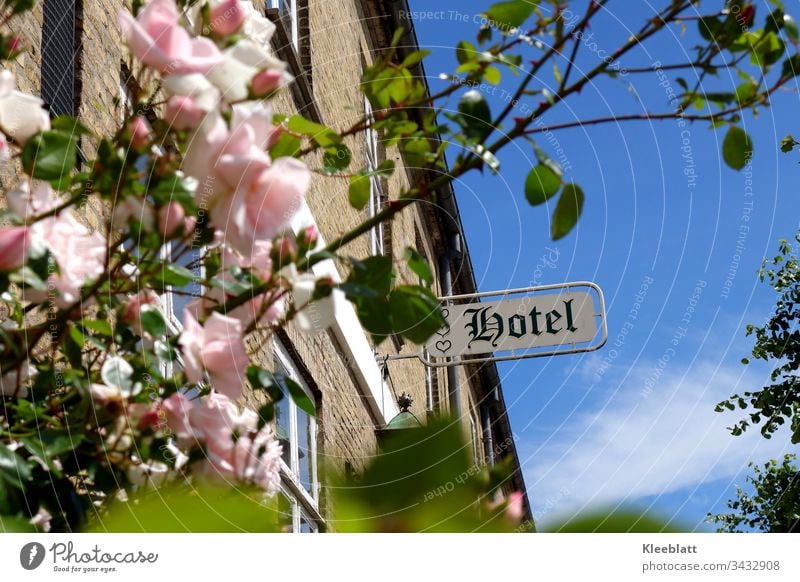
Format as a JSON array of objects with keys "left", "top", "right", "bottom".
[
  {"left": 470, "top": 415, "right": 481, "bottom": 465},
  {"left": 273, "top": 338, "right": 322, "bottom": 533},
  {"left": 269, "top": 0, "right": 299, "bottom": 50},
  {"left": 364, "top": 96, "right": 385, "bottom": 256}
]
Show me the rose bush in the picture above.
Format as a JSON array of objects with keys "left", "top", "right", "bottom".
[{"left": 0, "top": 0, "right": 795, "bottom": 532}]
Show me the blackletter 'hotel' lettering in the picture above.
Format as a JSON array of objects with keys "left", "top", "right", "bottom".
[{"left": 427, "top": 292, "right": 598, "bottom": 358}]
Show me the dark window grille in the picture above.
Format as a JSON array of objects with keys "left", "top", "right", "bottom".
[{"left": 42, "top": 0, "right": 81, "bottom": 117}]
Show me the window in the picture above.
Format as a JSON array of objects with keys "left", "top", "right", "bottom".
[
  {"left": 470, "top": 415, "right": 481, "bottom": 465},
  {"left": 364, "top": 96, "right": 386, "bottom": 256},
  {"left": 161, "top": 241, "right": 204, "bottom": 333},
  {"left": 269, "top": 0, "right": 298, "bottom": 50},
  {"left": 273, "top": 339, "right": 321, "bottom": 532},
  {"left": 42, "top": 0, "right": 81, "bottom": 117}
]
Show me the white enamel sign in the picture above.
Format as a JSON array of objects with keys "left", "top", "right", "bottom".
[{"left": 426, "top": 290, "right": 600, "bottom": 359}]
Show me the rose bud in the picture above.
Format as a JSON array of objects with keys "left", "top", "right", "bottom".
[
  {"left": 211, "top": 0, "right": 246, "bottom": 36},
  {"left": 128, "top": 115, "right": 152, "bottom": 149},
  {"left": 159, "top": 202, "right": 187, "bottom": 238},
  {"left": 0, "top": 226, "right": 29, "bottom": 272}
]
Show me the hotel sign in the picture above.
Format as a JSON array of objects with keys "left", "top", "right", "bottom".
[
  {"left": 380, "top": 282, "right": 606, "bottom": 367},
  {"left": 403, "top": 282, "right": 607, "bottom": 367},
  {"left": 426, "top": 291, "right": 598, "bottom": 359}
]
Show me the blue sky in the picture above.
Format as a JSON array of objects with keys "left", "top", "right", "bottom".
[{"left": 410, "top": 0, "right": 800, "bottom": 530}]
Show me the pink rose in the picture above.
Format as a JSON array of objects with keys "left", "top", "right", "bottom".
[
  {"left": 122, "top": 291, "right": 159, "bottom": 335},
  {"left": 119, "top": 0, "right": 222, "bottom": 74},
  {"left": 0, "top": 226, "right": 29, "bottom": 271},
  {"left": 28, "top": 213, "right": 106, "bottom": 308},
  {"left": 0, "top": 131, "right": 9, "bottom": 161},
  {"left": 178, "top": 310, "right": 249, "bottom": 399},
  {"left": 505, "top": 491, "right": 525, "bottom": 523},
  {"left": 165, "top": 95, "right": 206, "bottom": 130},
  {"left": 129, "top": 116, "right": 151, "bottom": 149},
  {"left": 0, "top": 70, "right": 50, "bottom": 145},
  {"left": 188, "top": 242, "right": 283, "bottom": 327},
  {"left": 158, "top": 201, "right": 186, "bottom": 237},
  {"left": 210, "top": 0, "right": 246, "bottom": 36},
  {"left": 127, "top": 402, "right": 163, "bottom": 431},
  {"left": 162, "top": 392, "right": 194, "bottom": 446},
  {"left": 196, "top": 423, "right": 281, "bottom": 493},
  {"left": 212, "top": 157, "right": 309, "bottom": 256},
  {"left": 6, "top": 182, "right": 56, "bottom": 219}
]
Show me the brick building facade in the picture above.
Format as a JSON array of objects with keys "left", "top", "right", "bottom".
[{"left": 3, "top": 0, "right": 531, "bottom": 532}]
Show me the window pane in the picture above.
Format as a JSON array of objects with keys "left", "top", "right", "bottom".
[
  {"left": 275, "top": 393, "right": 292, "bottom": 467},
  {"left": 277, "top": 492, "right": 294, "bottom": 533},
  {"left": 297, "top": 408, "right": 314, "bottom": 495},
  {"left": 169, "top": 243, "right": 203, "bottom": 324},
  {"left": 299, "top": 515, "right": 317, "bottom": 533}
]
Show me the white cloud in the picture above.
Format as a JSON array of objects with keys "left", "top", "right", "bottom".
[{"left": 519, "top": 355, "right": 794, "bottom": 528}]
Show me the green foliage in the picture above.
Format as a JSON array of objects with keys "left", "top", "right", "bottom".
[
  {"left": 547, "top": 509, "right": 684, "bottom": 533},
  {"left": 716, "top": 235, "right": 800, "bottom": 442},
  {"left": 21, "top": 130, "right": 79, "bottom": 184},
  {"left": 332, "top": 419, "right": 523, "bottom": 532},
  {"left": 342, "top": 257, "right": 444, "bottom": 345},
  {"left": 709, "top": 455, "right": 800, "bottom": 532},
  {"left": 90, "top": 486, "right": 285, "bottom": 532},
  {"left": 404, "top": 247, "right": 433, "bottom": 285},
  {"left": 388, "top": 285, "right": 445, "bottom": 344},
  {"left": 457, "top": 89, "right": 493, "bottom": 140},
  {"left": 287, "top": 115, "right": 340, "bottom": 147}
]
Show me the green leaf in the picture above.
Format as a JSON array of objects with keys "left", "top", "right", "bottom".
[
  {"left": 347, "top": 255, "right": 395, "bottom": 297},
  {"left": 401, "top": 49, "right": 430, "bottom": 68},
  {"left": 159, "top": 264, "right": 195, "bottom": 287},
  {"left": 734, "top": 81, "right": 758, "bottom": 104},
  {"left": 388, "top": 285, "right": 445, "bottom": 344},
  {"left": 484, "top": 0, "right": 538, "bottom": 30},
  {"left": 51, "top": 115, "right": 92, "bottom": 137},
  {"left": 268, "top": 131, "right": 302, "bottom": 158},
  {"left": 323, "top": 143, "right": 351, "bottom": 172},
  {"left": 458, "top": 89, "right": 492, "bottom": 139},
  {"left": 287, "top": 115, "right": 340, "bottom": 147},
  {"left": 456, "top": 40, "right": 477, "bottom": 64},
  {"left": 781, "top": 54, "right": 800, "bottom": 78},
  {"left": 402, "top": 137, "right": 432, "bottom": 167},
  {"left": 525, "top": 165, "right": 561, "bottom": 206},
  {"left": 0, "top": 443, "right": 31, "bottom": 490},
  {"left": 483, "top": 66, "right": 502, "bottom": 85},
  {"left": 139, "top": 305, "right": 167, "bottom": 337},
  {"left": 722, "top": 126, "right": 753, "bottom": 170},
  {"left": 20, "top": 431, "right": 83, "bottom": 476},
  {"left": 404, "top": 247, "right": 433, "bottom": 284},
  {"left": 21, "top": 130, "right": 78, "bottom": 182},
  {"left": 784, "top": 15, "right": 799, "bottom": 42},
  {"left": 373, "top": 159, "right": 395, "bottom": 177},
  {"left": 749, "top": 31, "right": 785, "bottom": 67},
  {"left": 276, "top": 374, "right": 316, "bottom": 417},
  {"left": 348, "top": 173, "right": 370, "bottom": 210},
  {"left": 698, "top": 16, "right": 722, "bottom": 42},
  {"left": 80, "top": 318, "right": 113, "bottom": 336},
  {"left": 551, "top": 183, "right": 584, "bottom": 241}
]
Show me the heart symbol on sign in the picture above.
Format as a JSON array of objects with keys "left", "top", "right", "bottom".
[{"left": 435, "top": 340, "right": 452, "bottom": 353}]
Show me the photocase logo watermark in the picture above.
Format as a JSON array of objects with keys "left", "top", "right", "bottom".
[{"left": 19, "top": 542, "right": 46, "bottom": 570}]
